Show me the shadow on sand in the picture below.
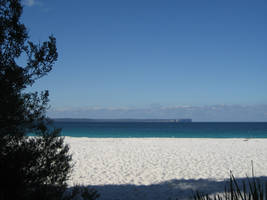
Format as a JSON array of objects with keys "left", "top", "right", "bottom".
[{"left": 68, "top": 176, "right": 267, "bottom": 200}]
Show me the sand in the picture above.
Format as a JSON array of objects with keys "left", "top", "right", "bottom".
[{"left": 65, "top": 137, "right": 267, "bottom": 200}]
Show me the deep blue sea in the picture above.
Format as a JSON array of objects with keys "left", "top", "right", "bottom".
[{"left": 53, "top": 122, "right": 267, "bottom": 138}]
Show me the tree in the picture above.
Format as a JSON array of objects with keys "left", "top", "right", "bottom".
[{"left": 0, "top": 0, "right": 72, "bottom": 199}]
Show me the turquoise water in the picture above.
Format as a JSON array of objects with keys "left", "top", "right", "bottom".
[{"left": 53, "top": 122, "right": 267, "bottom": 138}]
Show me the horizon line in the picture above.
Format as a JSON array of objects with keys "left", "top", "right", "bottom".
[{"left": 50, "top": 118, "right": 267, "bottom": 123}]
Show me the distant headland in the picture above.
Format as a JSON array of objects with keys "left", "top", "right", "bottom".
[{"left": 53, "top": 118, "right": 192, "bottom": 123}]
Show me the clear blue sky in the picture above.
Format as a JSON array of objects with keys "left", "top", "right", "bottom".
[{"left": 22, "top": 0, "right": 267, "bottom": 121}]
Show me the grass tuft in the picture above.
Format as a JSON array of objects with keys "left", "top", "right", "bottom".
[{"left": 193, "top": 163, "right": 266, "bottom": 200}]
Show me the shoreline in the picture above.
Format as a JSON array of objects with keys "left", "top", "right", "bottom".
[{"left": 63, "top": 136, "right": 267, "bottom": 139}]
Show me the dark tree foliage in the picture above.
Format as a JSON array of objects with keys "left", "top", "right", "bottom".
[{"left": 0, "top": 0, "right": 72, "bottom": 199}]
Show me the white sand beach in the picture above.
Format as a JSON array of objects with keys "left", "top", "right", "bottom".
[{"left": 65, "top": 137, "right": 267, "bottom": 200}]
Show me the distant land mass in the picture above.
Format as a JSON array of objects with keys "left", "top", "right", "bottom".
[{"left": 53, "top": 118, "right": 193, "bottom": 123}]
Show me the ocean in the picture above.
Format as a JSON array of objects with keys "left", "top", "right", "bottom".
[{"left": 53, "top": 121, "right": 267, "bottom": 138}]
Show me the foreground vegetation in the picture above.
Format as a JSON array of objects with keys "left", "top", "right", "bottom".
[
  {"left": 194, "top": 166, "right": 267, "bottom": 200},
  {"left": 0, "top": 0, "right": 71, "bottom": 199}
]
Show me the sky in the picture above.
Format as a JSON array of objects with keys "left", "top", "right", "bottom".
[{"left": 21, "top": 0, "right": 267, "bottom": 121}]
